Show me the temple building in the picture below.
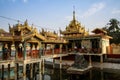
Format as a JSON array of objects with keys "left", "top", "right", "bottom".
[{"left": 60, "top": 10, "right": 112, "bottom": 54}]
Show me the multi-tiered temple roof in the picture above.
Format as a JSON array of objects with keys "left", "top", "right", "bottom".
[{"left": 60, "top": 10, "right": 89, "bottom": 39}]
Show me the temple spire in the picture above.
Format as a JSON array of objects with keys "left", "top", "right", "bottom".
[{"left": 73, "top": 6, "right": 76, "bottom": 21}]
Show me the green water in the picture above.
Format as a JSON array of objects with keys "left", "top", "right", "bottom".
[
  {"left": 0, "top": 67, "right": 120, "bottom": 80},
  {"left": 43, "top": 68, "right": 120, "bottom": 80}
]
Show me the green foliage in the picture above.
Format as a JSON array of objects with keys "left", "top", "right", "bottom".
[{"left": 102, "top": 18, "right": 120, "bottom": 44}]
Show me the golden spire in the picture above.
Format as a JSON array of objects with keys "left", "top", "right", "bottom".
[{"left": 73, "top": 6, "right": 76, "bottom": 21}]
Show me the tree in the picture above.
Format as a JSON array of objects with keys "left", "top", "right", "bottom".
[{"left": 102, "top": 18, "right": 120, "bottom": 44}]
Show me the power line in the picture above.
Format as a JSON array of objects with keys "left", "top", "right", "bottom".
[
  {"left": 0, "top": 15, "right": 58, "bottom": 32},
  {"left": 0, "top": 16, "right": 21, "bottom": 22}
]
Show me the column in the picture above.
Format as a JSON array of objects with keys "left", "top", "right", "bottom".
[
  {"left": 39, "top": 61, "right": 42, "bottom": 80},
  {"left": 30, "top": 63, "right": 33, "bottom": 80},
  {"left": 0, "top": 43, "right": 3, "bottom": 60},
  {"left": 60, "top": 57, "right": 62, "bottom": 69},
  {"left": 53, "top": 59, "right": 55, "bottom": 68},
  {"left": 8, "top": 64, "right": 10, "bottom": 80},
  {"left": 59, "top": 44, "right": 62, "bottom": 54},
  {"left": 23, "top": 63, "right": 26, "bottom": 80},
  {"left": 1, "top": 65, "right": 4, "bottom": 80},
  {"left": 15, "top": 43, "right": 19, "bottom": 60},
  {"left": 38, "top": 43, "right": 41, "bottom": 58},
  {"left": 100, "top": 55, "right": 103, "bottom": 63},
  {"left": 52, "top": 45, "right": 55, "bottom": 55},
  {"left": 23, "top": 42, "right": 26, "bottom": 60},
  {"left": 8, "top": 43, "right": 11, "bottom": 59},
  {"left": 14, "top": 63, "right": 19, "bottom": 80},
  {"left": 89, "top": 55, "right": 92, "bottom": 66},
  {"left": 42, "top": 59, "right": 45, "bottom": 74}
]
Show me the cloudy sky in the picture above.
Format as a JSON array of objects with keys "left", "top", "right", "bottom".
[{"left": 0, "top": 0, "right": 120, "bottom": 32}]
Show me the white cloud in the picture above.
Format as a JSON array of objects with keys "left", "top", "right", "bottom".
[
  {"left": 112, "top": 9, "right": 120, "bottom": 14},
  {"left": 81, "top": 2, "right": 105, "bottom": 18}
]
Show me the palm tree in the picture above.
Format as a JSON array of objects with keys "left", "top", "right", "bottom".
[
  {"left": 108, "top": 18, "right": 120, "bottom": 32},
  {"left": 103, "top": 18, "right": 120, "bottom": 44}
]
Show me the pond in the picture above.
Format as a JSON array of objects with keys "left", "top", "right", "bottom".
[
  {"left": 0, "top": 65, "right": 120, "bottom": 80},
  {"left": 41, "top": 67, "right": 120, "bottom": 80}
]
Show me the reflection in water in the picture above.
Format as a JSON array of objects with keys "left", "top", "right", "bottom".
[
  {"left": 42, "top": 68, "right": 120, "bottom": 80},
  {"left": 0, "top": 67, "right": 120, "bottom": 80}
]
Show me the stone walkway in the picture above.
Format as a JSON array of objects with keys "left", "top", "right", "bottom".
[{"left": 92, "top": 62, "right": 120, "bottom": 69}]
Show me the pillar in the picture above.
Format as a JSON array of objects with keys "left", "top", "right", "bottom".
[
  {"left": 8, "top": 43, "right": 11, "bottom": 59},
  {"left": 1, "top": 65, "right": 4, "bottom": 80},
  {"left": 89, "top": 70, "right": 92, "bottom": 80},
  {"left": 52, "top": 45, "right": 55, "bottom": 55},
  {"left": 23, "top": 42, "right": 26, "bottom": 60},
  {"left": 60, "top": 69, "right": 62, "bottom": 80},
  {"left": 33, "top": 63, "right": 35, "bottom": 79},
  {"left": 100, "top": 55, "right": 103, "bottom": 63},
  {"left": 30, "top": 63, "right": 33, "bottom": 80},
  {"left": 8, "top": 64, "right": 10, "bottom": 80},
  {"left": 15, "top": 43, "right": 19, "bottom": 60},
  {"left": 38, "top": 43, "right": 41, "bottom": 58},
  {"left": 53, "top": 59, "right": 55, "bottom": 68},
  {"left": 23, "top": 64, "right": 26, "bottom": 80},
  {"left": 89, "top": 55, "right": 92, "bottom": 66},
  {"left": 39, "top": 61, "right": 42, "bottom": 80},
  {"left": 59, "top": 44, "right": 62, "bottom": 54},
  {"left": 42, "top": 59, "right": 45, "bottom": 74},
  {"left": 60, "top": 56, "right": 62, "bottom": 69},
  {"left": 14, "top": 63, "right": 18, "bottom": 80}
]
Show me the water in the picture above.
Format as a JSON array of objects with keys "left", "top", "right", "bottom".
[
  {"left": 43, "top": 68, "right": 120, "bottom": 80},
  {"left": 0, "top": 66, "right": 120, "bottom": 80}
]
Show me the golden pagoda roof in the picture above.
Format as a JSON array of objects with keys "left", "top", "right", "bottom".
[
  {"left": 40, "top": 28, "right": 58, "bottom": 38},
  {"left": 60, "top": 10, "right": 89, "bottom": 36}
]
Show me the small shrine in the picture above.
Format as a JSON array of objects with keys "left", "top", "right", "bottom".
[
  {"left": 60, "top": 10, "right": 89, "bottom": 39},
  {"left": 60, "top": 10, "right": 112, "bottom": 54}
]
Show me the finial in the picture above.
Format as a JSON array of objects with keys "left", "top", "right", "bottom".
[
  {"left": 24, "top": 19, "right": 28, "bottom": 26},
  {"left": 17, "top": 20, "right": 20, "bottom": 26},
  {"left": 73, "top": 6, "right": 76, "bottom": 21}
]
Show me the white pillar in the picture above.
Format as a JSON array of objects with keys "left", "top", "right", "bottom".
[
  {"left": 60, "top": 57, "right": 62, "bottom": 69},
  {"left": 89, "top": 55, "right": 92, "bottom": 66},
  {"left": 39, "top": 61, "right": 42, "bottom": 80}
]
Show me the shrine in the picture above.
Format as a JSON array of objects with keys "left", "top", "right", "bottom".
[{"left": 60, "top": 10, "right": 112, "bottom": 54}]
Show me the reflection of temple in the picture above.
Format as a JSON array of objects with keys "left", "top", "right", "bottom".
[{"left": 60, "top": 10, "right": 112, "bottom": 54}]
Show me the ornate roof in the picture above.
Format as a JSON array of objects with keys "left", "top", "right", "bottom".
[
  {"left": 92, "top": 28, "right": 107, "bottom": 34},
  {"left": 60, "top": 10, "right": 89, "bottom": 36},
  {"left": 40, "top": 29, "right": 67, "bottom": 44}
]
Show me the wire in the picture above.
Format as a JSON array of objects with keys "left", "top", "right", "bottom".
[{"left": 0, "top": 15, "right": 59, "bottom": 32}]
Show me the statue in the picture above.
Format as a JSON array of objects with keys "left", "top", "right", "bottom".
[{"left": 72, "top": 54, "right": 89, "bottom": 69}]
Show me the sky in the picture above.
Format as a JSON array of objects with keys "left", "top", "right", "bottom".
[{"left": 0, "top": 0, "right": 120, "bottom": 33}]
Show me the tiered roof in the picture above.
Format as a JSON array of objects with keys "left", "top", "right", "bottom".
[{"left": 60, "top": 10, "right": 89, "bottom": 37}]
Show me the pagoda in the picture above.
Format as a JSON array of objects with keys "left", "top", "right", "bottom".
[
  {"left": 60, "top": 10, "right": 89, "bottom": 39},
  {"left": 60, "top": 10, "right": 112, "bottom": 54}
]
